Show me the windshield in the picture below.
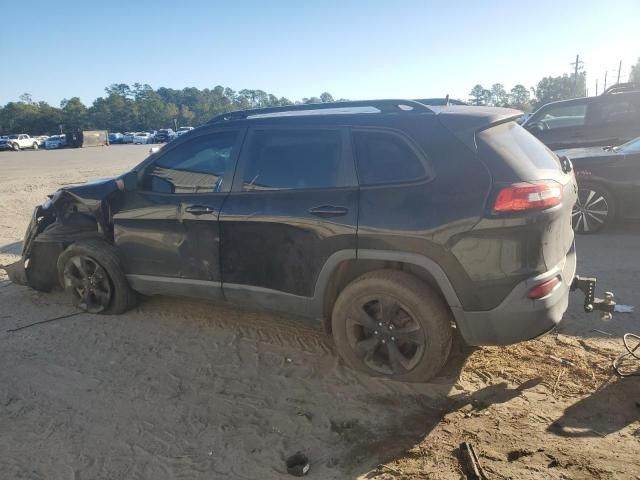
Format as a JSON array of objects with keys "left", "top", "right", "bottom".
[{"left": 614, "top": 137, "right": 640, "bottom": 154}]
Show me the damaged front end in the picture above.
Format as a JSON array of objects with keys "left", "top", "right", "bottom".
[{"left": 6, "top": 178, "right": 122, "bottom": 290}]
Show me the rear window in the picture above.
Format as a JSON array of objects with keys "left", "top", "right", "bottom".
[
  {"left": 478, "top": 122, "right": 560, "bottom": 170},
  {"left": 242, "top": 129, "right": 344, "bottom": 191}
]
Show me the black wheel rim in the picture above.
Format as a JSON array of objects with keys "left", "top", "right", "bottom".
[
  {"left": 63, "top": 255, "right": 112, "bottom": 313},
  {"left": 572, "top": 188, "right": 608, "bottom": 233},
  {"left": 345, "top": 295, "right": 426, "bottom": 376}
]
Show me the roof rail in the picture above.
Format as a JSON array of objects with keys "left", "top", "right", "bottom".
[
  {"left": 208, "top": 99, "right": 433, "bottom": 124},
  {"left": 601, "top": 82, "right": 640, "bottom": 95}
]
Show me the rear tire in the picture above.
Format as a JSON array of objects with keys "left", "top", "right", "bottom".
[
  {"left": 57, "top": 240, "right": 136, "bottom": 314},
  {"left": 331, "top": 270, "right": 453, "bottom": 382},
  {"left": 573, "top": 182, "right": 615, "bottom": 234}
]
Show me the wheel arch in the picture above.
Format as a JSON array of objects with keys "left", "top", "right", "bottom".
[{"left": 314, "top": 249, "right": 463, "bottom": 334}]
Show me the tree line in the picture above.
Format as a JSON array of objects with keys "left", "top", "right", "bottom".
[
  {"left": 1, "top": 57, "right": 638, "bottom": 135},
  {"left": 469, "top": 57, "right": 640, "bottom": 110},
  {"left": 0, "top": 85, "right": 341, "bottom": 136}
]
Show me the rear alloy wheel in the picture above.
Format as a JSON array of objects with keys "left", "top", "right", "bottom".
[
  {"left": 572, "top": 184, "right": 614, "bottom": 234},
  {"left": 345, "top": 296, "right": 426, "bottom": 376},
  {"left": 332, "top": 270, "right": 452, "bottom": 382}
]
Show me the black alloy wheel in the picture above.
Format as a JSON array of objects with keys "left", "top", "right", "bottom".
[
  {"left": 346, "top": 295, "right": 426, "bottom": 376},
  {"left": 62, "top": 255, "right": 112, "bottom": 313}
]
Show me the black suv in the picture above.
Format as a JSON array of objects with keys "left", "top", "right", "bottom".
[
  {"left": 154, "top": 128, "right": 175, "bottom": 143},
  {"left": 12, "top": 100, "right": 579, "bottom": 382},
  {"left": 523, "top": 84, "right": 640, "bottom": 150}
]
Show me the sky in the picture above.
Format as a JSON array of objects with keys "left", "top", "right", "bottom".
[{"left": 1, "top": 0, "right": 638, "bottom": 107}]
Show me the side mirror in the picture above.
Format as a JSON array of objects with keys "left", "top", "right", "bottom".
[{"left": 116, "top": 170, "right": 139, "bottom": 192}]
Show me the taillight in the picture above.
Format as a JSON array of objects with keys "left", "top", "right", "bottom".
[
  {"left": 527, "top": 276, "right": 561, "bottom": 299},
  {"left": 493, "top": 180, "right": 563, "bottom": 213}
]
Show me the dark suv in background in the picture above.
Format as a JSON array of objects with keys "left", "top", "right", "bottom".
[
  {"left": 154, "top": 128, "right": 176, "bottom": 143},
  {"left": 524, "top": 84, "right": 640, "bottom": 150},
  {"left": 11, "top": 100, "right": 579, "bottom": 382}
]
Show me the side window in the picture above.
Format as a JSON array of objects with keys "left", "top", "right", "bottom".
[
  {"left": 589, "top": 100, "right": 638, "bottom": 125},
  {"left": 353, "top": 130, "right": 427, "bottom": 185},
  {"left": 242, "top": 129, "right": 343, "bottom": 191},
  {"left": 538, "top": 103, "right": 587, "bottom": 129},
  {"left": 143, "top": 131, "right": 237, "bottom": 194}
]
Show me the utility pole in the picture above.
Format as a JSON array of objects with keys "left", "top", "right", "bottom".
[
  {"left": 604, "top": 70, "right": 608, "bottom": 91},
  {"left": 570, "top": 54, "right": 584, "bottom": 96},
  {"left": 595, "top": 79, "right": 599, "bottom": 96},
  {"left": 617, "top": 60, "right": 622, "bottom": 85}
]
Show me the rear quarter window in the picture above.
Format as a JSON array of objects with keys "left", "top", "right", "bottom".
[
  {"left": 478, "top": 122, "right": 560, "bottom": 171},
  {"left": 352, "top": 130, "right": 428, "bottom": 185}
]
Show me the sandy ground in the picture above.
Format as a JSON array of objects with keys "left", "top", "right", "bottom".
[{"left": 0, "top": 146, "right": 638, "bottom": 479}]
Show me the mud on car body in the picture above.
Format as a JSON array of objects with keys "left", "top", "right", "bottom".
[{"left": 7, "top": 99, "right": 613, "bottom": 382}]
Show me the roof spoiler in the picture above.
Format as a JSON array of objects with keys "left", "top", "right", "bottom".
[{"left": 431, "top": 106, "right": 523, "bottom": 150}]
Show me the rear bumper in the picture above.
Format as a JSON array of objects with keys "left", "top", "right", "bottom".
[{"left": 454, "top": 243, "right": 577, "bottom": 346}]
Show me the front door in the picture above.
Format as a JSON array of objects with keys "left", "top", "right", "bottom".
[
  {"left": 113, "top": 128, "right": 244, "bottom": 300},
  {"left": 526, "top": 100, "right": 588, "bottom": 149},
  {"left": 219, "top": 126, "right": 358, "bottom": 315}
]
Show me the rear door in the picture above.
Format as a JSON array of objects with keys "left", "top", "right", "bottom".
[
  {"left": 113, "top": 128, "right": 244, "bottom": 300},
  {"left": 219, "top": 126, "right": 358, "bottom": 312}
]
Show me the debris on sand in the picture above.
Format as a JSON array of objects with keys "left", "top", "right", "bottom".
[{"left": 286, "top": 452, "right": 310, "bottom": 476}]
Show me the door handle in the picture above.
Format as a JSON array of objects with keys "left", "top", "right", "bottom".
[
  {"left": 185, "top": 205, "right": 215, "bottom": 215},
  {"left": 308, "top": 205, "right": 349, "bottom": 217}
]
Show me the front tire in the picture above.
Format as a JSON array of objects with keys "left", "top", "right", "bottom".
[
  {"left": 26, "top": 243, "right": 61, "bottom": 292},
  {"left": 573, "top": 183, "right": 614, "bottom": 234},
  {"left": 331, "top": 270, "right": 453, "bottom": 382},
  {"left": 11, "top": 143, "right": 20, "bottom": 151},
  {"left": 57, "top": 240, "right": 136, "bottom": 314},
  {"left": 32, "top": 142, "right": 38, "bottom": 150}
]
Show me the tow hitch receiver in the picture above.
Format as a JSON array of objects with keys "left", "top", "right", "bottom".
[{"left": 571, "top": 276, "right": 615, "bottom": 321}]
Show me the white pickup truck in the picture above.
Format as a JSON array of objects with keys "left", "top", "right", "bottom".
[{"left": 0, "top": 134, "right": 40, "bottom": 151}]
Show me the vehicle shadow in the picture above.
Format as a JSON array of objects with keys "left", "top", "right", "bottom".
[
  {"left": 448, "top": 377, "right": 542, "bottom": 412},
  {"left": 1, "top": 288, "right": 550, "bottom": 479},
  {"left": 333, "top": 347, "right": 544, "bottom": 476},
  {"left": 332, "top": 338, "right": 474, "bottom": 474},
  {"left": 352, "top": 375, "right": 542, "bottom": 478},
  {"left": 0, "top": 241, "right": 22, "bottom": 256},
  {"left": 547, "top": 376, "right": 640, "bottom": 438}
]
